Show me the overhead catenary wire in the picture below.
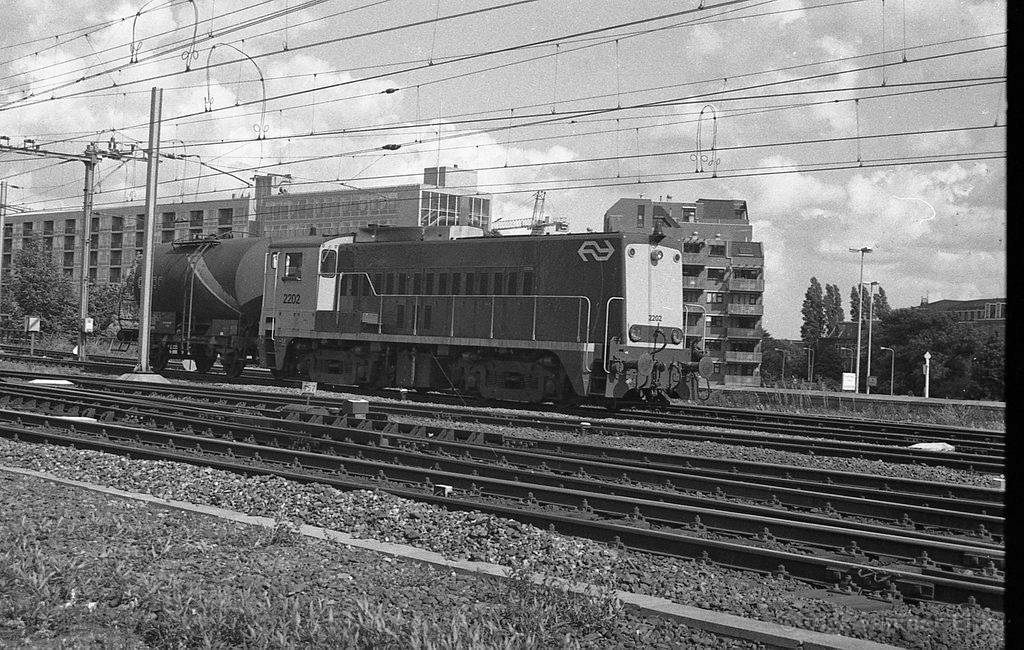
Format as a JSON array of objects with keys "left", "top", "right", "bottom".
[{"left": 11, "top": 121, "right": 1004, "bottom": 208}]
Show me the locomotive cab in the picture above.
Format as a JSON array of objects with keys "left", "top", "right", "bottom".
[{"left": 600, "top": 234, "right": 710, "bottom": 405}]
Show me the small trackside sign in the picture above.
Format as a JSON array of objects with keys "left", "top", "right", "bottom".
[{"left": 577, "top": 240, "right": 614, "bottom": 262}]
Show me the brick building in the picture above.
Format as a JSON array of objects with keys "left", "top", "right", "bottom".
[{"left": 605, "top": 197, "right": 765, "bottom": 386}]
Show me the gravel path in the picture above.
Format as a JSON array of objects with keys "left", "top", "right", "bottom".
[
  {"left": 0, "top": 438, "right": 1003, "bottom": 649},
  {"left": 0, "top": 470, "right": 744, "bottom": 649}
]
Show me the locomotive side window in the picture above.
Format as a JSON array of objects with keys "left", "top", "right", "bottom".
[
  {"left": 319, "top": 249, "right": 337, "bottom": 275},
  {"left": 452, "top": 273, "right": 462, "bottom": 294},
  {"left": 507, "top": 272, "right": 518, "bottom": 295},
  {"left": 398, "top": 273, "right": 408, "bottom": 294},
  {"left": 424, "top": 305, "right": 433, "bottom": 328},
  {"left": 284, "top": 252, "right": 303, "bottom": 280},
  {"left": 413, "top": 273, "right": 422, "bottom": 294},
  {"left": 478, "top": 273, "right": 489, "bottom": 294},
  {"left": 523, "top": 270, "right": 534, "bottom": 295},
  {"left": 396, "top": 304, "right": 405, "bottom": 328},
  {"left": 438, "top": 273, "right": 449, "bottom": 295},
  {"left": 493, "top": 272, "right": 503, "bottom": 294},
  {"left": 385, "top": 273, "right": 395, "bottom": 294},
  {"left": 270, "top": 252, "right": 279, "bottom": 269},
  {"left": 465, "top": 273, "right": 475, "bottom": 295},
  {"left": 425, "top": 273, "right": 434, "bottom": 295},
  {"left": 374, "top": 273, "right": 383, "bottom": 295}
]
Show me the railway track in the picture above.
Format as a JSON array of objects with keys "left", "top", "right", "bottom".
[
  {"left": 0, "top": 375, "right": 1004, "bottom": 609},
  {"left": 0, "top": 362, "right": 1004, "bottom": 472}
]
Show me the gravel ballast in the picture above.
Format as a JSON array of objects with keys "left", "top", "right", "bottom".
[{"left": 0, "top": 438, "right": 1004, "bottom": 649}]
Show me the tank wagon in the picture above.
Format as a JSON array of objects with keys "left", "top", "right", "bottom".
[
  {"left": 148, "top": 236, "right": 268, "bottom": 377},
  {"left": 260, "top": 226, "right": 712, "bottom": 405}
]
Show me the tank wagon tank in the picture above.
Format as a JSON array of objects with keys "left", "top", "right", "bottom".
[
  {"left": 149, "top": 236, "right": 267, "bottom": 376},
  {"left": 260, "top": 225, "right": 712, "bottom": 405}
]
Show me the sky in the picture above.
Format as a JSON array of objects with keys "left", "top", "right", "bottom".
[{"left": 0, "top": 0, "right": 1007, "bottom": 338}]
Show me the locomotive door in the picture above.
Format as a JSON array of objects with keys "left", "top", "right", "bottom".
[{"left": 317, "top": 246, "right": 339, "bottom": 311}]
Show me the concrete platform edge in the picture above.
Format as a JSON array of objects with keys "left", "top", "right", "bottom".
[{"left": 0, "top": 464, "right": 902, "bottom": 650}]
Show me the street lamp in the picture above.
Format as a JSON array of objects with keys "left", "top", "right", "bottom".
[
  {"left": 866, "top": 281, "right": 878, "bottom": 394},
  {"left": 880, "top": 346, "right": 895, "bottom": 396},
  {"left": 849, "top": 246, "right": 873, "bottom": 393}
]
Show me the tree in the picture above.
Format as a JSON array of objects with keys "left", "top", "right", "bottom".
[
  {"left": 800, "top": 277, "right": 824, "bottom": 343},
  {"left": 823, "top": 283, "right": 843, "bottom": 337},
  {"left": 88, "top": 283, "right": 124, "bottom": 333},
  {"left": 851, "top": 284, "right": 891, "bottom": 322},
  {"left": 8, "top": 239, "right": 76, "bottom": 334},
  {"left": 874, "top": 307, "right": 1004, "bottom": 400}
]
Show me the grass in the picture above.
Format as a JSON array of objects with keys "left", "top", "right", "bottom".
[
  {"left": 702, "top": 388, "right": 1004, "bottom": 431},
  {"left": 0, "top": 476, "right": 657, "bottom": 650}
]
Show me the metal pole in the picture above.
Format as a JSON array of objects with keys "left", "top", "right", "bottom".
[
  {"left": 0, "top": 181, "right": 7, "bottom": 322},
  {"left": 854, "top": 256, "right": 863, "bottom": 393},
  {"left": 138, "top": 87, "right": 163, "bottom": 373},
  {"left": 923, "top": 351, "right": 931, "bottom": 398},
  {"left": 881, "top": 346, "right": 894, "bottom": 395},
  {"left": 78, "top": 145, "right": 98, "bottom": 361},
  {"left": 866, "top": 282, "right": 876, "bottom": 394}
]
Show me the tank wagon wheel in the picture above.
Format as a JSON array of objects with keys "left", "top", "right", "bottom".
[
  {"left": 194, "top": 348, "right": 216, "bottom": 374},
  {"left": 150, "top": 346, "right": 169, "bottom": 372}
]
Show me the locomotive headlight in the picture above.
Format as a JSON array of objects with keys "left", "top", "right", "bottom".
[
  {"left": 650, "top": 249, "right": 664, "bottom": 263},
  {"left": 628, "top": 325, "right": 643, "bottom": 342},
  {"left": 670, "top": 328, "right": 683, "bottom": 344}
]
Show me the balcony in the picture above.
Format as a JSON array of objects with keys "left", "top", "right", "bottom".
[
  {"left": 724, "top": 375, "right": 761, "bottom": 386},
  {"left": 727, "top": 303, "right": 763, "bottom": 316},
  {"left": 681, "top": 252, "right": 707, "bottom": 265},
  {"left": 727, "top": 327, "right": 763, "bottom": 339},
  {"left": 725, "top": 351, "right": 763, "bottom": 363},
  {"left": 728, "top": 277, "right": 764, "bottom": 292},
  {"left": 705, "top": 278, "right": 727, "bottom": 291},
  {"left": 681, "top": 274, "right": 705, "bottom": 289},
  {"left": 704, "top": 326, "right": 727, "bottom": 339}
]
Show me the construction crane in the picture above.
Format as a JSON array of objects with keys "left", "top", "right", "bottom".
[{"left": 490, "top": 191, "right": 568, "bottom": 235}]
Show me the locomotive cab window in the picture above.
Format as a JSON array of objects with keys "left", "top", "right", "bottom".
[
  {"left": 283, "top": 252, "right": 303, "bottom": 280},
  {"left": 319, "top": 249, "right": 338, "bottom": 275}
]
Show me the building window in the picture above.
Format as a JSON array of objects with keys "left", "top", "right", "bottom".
[
  {"left": 136, "top": 214, "right": 145, "bottom": 231},
  {"left": 161, "top": 230, "right": 174, "bottom": 244},
  {"left": 707, "top": 292, "right": 724, "bottom": 304},
  {"left": 110, "top": 233, "right": 123, "bottom": 249},
  {"left": 136, "top": 232, "right": 145, "bottom": 248},
  {"left": 64, "top": 235, "right": 75, "bottom": 249},
  {"left": 683, "top": 242, "right": 702, "bottom": 253},
  {"left": 65, "top": 219, "right": 76, "bottom": 234},
  {"left": 89, "top": 251, "right": 97, "bottom": 267},
  {"left": 111, "top": 216, "right": 124, "bottom": 232},
  {"left": 90, "top": 233, "right": 99, "bottom": 248},
  {"left": 420, "top": 191, "right": 459, "bottom": 227},
  {"left": 109, "top": 267, "right": 122, "bottom": 283},
  {"left": 63, "top": 252, "right": 75, "bottom": 267},
  {"left": 189, "top": 210, "right": 204, "bottom": 227},
  {"left": 43, "top": 220, "right": 54, "bottom": 235},
  {"left": 110, "top": 250, "right": 122, "bottom": 267},
  {"left": 90, "top": 216, "right": 99, "bottom": 232},
  {"left": 707, "top": 268, "right": 725, "bottom": 280},
  {"left": 22, "top": 222, "right": 32, "bottom": 237},
  {"left": 636, "top": 204, "right": 646, "bottom": 229},
  {"left": 468, "top": 197, "right": 491, "bottom": 228},
  {"left": 88, "top": 268, "right": 97, "bottom": 282},
  {"left": 709, "top": 244, "right": 726, "bottom": 256}
]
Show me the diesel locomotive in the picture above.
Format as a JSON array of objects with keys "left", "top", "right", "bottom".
[{"left": 149, "top": 225, "right": 712, "bottom": 404}]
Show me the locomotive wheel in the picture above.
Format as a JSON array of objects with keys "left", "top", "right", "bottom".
[
  {"left": 150, "top": 346, "right": 169, "bottom": 371},
  {"left": 221, "top": 352, "right": 245, "bottom": 379}
]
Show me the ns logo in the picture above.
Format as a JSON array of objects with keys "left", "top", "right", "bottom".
[{"left": 577, "top": 240, "right": 614, "bottom": 262}]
